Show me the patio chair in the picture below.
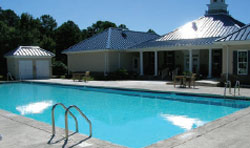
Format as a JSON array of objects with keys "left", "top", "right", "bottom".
[
  {"left": 161, "top": 68, "right": 169, "bottom": 80},
  {"left": 83, "top": 71, "right": 90, "bottom": 83},
  {"left": 72, "top": 72, "right": 84, "bottom": 82}
]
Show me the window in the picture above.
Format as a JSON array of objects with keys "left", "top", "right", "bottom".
[{"left": 237, "top": 51, "right": 248, "bottom": 75}]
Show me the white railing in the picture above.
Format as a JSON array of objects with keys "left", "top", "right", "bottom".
[{"left": 234, "top": 81, "right": 240, "bottom": 96}]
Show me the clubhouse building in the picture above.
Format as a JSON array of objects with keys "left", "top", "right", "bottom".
[{"left": 63, "top": 0, "right": 250, "bottom": 83}]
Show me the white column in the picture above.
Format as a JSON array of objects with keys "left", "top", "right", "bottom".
[
  {"left": 140, "top": 51, "right": 144, "bottom": 76},
  {"left": 154, "top": 51, "right": 158, "bottom": 76},
  {"left": 208, "top": 48, "right": 212, "bottom": 78},
  {"left": 226, "top": 45, "right": 229, "bottom": 81},
  {"left": 189, "top": 49, "right": 193, "bottom": 73}
]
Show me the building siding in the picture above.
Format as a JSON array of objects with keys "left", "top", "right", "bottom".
[
  {"left": 222, "top": 44, "right": 250, "bottom": 75},
  {"left": 67, "top": 52, "right": 106, "bottom": 73},
  {"left": 6, "top": 57, "right": 52, "bottom": 79}
]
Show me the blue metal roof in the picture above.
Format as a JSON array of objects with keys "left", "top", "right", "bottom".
[
  {"left": 62, "top": 28, "right": 159, "bottom": 53},
  {"left": 131, "top": 37, "right": 219, "bottom": 49},
  {"left": 159, "top": 15, "right": 244, "bottom": 41},
  {"left": 216, "top": 24, "right": 250, "bottom": 42}
]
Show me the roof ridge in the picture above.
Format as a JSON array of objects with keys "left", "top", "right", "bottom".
[{"left": 106, "top": 28, "right": 112, "bottom": 49}]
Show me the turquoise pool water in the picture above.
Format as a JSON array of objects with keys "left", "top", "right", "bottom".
[{"left": 0, "top": 82, "right": 250, "bottom": 148}]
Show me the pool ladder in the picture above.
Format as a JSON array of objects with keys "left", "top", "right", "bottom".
[
  {"left": 224, "top": 81, "right": 241, "bottom": 97},
  {"left": 51, "top": 103, "right": 92, "bottom": 139},
  {"left": 234, "top": 81, "right": 240, "bottom": 96}
]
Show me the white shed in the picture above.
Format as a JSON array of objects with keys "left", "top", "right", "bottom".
[{"left": 5, "top": 46, "right": 55, "bottom": 80}]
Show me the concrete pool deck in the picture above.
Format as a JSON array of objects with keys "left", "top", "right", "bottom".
[
  {"left": 1, "top": 79, "right": 250, "bottom": 148},
  {"left": 29, "top": 79, "right": 250, "bottom": 98},
  {"left": 0, "top": 109, "right": 125, "bottom": 148}
]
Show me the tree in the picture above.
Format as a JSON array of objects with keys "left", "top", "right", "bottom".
[
  {"left": 39, "top": 14, "right": 57, "bottom": 37},
  {"left": 81, "top": 21, "right": 117, "bottom": 40},
  {"left": 0, "top": 21, "right": 19, "bottom": 74},
  {"left": 0, "top": 9, "right": 19, "bottom": 27},
  {"left": 55, "top": 20, "right": 82, "bottom": 63},
  {"left": 147, "top": 29, "right": 157, "bottom": 34},
  {"left": 18, "top": 13, "right": 41, "bottom": 45},
  {"left": 118, "top": 24, "right": 128, "bottom": 29},
  {"left": 39, "top": 35, "right": 56, "bottom": 53},
  {"left": 81, "top": 21, "right": 128, "bottom": 40}
]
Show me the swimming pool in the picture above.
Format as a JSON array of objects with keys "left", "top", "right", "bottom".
[{"left": 0, "top": 82, "right": 250, "bottom": 148}]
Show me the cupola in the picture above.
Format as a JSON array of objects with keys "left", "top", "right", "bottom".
[{"left": 206, "top": 0, "right": 229, "bottom": 15}]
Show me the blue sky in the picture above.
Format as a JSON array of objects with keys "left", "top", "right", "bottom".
[{"left": 0, "top": 0, "right": 249, "bottom": 35}]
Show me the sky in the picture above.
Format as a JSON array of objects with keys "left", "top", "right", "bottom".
[{"left": 0, "top": 0, "right": 249, "bottom": 35}]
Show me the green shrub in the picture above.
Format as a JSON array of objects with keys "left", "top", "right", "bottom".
[
  {"left": 52, "top": 61, "right": 68, "bottom": 75},
  {"left": 107, "top": 68, "right": 129, "bottom": 80}
]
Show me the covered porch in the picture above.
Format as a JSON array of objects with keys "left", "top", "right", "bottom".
[{"left": 132, "top": 46, "right": 223, "bottom": 79}]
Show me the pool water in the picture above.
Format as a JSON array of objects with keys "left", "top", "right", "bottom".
[{"left": 0, "top": 82, "right": 250, "bottom": 148}]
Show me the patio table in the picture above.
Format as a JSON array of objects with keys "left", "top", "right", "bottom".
[{"left": 174, "top": 75, "right": 191, "bottom": 88}]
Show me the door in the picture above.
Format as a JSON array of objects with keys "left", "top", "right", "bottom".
[
  {"left": 184, "top": 53, "right": 200, "bottom": 73},
  {"left": 36, "top": 60, "right": 50, "bottom": 79},
  {"left": 19, "top": 60, "right": 33, "bottom": 79}
]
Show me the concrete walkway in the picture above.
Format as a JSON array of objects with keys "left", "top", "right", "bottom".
[{"left": 1, "top": 79, "right": 250, "bottom": 148}]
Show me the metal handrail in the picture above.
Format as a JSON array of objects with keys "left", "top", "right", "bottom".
[
  {"left": 51, "top": 103, "right": 78, "bottom": 135},
  {"left": 224, "top": 81, "right": 232, "bottom": 97},
  {"left": 234, "top": 81, "right": 240, "bottom": 96},
  {"left": 65, "top": 105, "right": 92, "bottom": 139},
  {"left": 7, "top": 72, "right": 14, "bottom": 81}
]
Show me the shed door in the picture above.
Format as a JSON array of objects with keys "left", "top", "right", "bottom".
[
  {"left": 19, "top": 60, "right": 33, "bottom": 79},
  {"left": 36, "top": 60, "right": 49, "bottom": 79}
]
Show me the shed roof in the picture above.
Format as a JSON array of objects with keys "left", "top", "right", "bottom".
[
  {"left": 62, "top": 27, "right": 160, "bottom": 53},
  {"left": 158, "top": 15, "right": 245, "bottom": 41},
  {"left": 216, "top": 24, "right": 250, "bottom": 42},
  {"left": 5, "top": 46, "right": 55, "bottom": 57}
]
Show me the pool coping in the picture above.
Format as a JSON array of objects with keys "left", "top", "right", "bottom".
[
  {"left": 21, "top": 80, "right": 250, "bottom": 100},
  {"left": 1, "top": 81, "right": 250, "bottom": 148}
]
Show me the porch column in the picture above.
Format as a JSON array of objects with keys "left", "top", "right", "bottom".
[
  {"left": 140, "top": 51, "right": 144, "bottom": 76},
  {"left": 226, "top": 45, "right": 229, "bottom": 81},
  {"left": 208, "top": 48, "right": 212, "bottom": 78},
  {"left": 154, "top": 51, "right": 158, "bottom": 76},
  {"left": 189, "top": 49, "right": 193, "bottom": 73}
]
